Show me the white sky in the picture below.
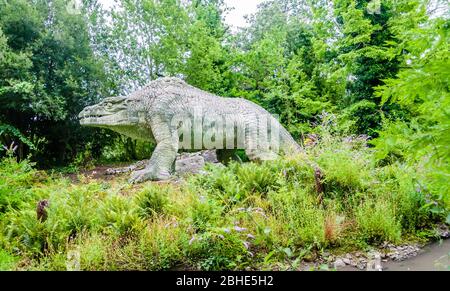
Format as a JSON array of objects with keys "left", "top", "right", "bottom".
[
  {"left": 98, "top": 0, "right": 264, "bottom": 29},
  {"left": 223, "top": 0, "right": 264, "bottom": 28}
]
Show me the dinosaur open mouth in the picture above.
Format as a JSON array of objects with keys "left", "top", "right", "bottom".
[
  {"left": 82, "top": 114, "right": 108, "bottom": 118},
  {"left": 79, "top": 113, "right": 111, "bottom": 120}
]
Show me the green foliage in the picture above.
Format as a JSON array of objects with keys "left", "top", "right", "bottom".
[
  {"left": 99, "top": 137, "right": 155, "bottom": 163},
  {"left": 188, "top": 194, "right": 223, "bottom": 232},
  {"left": 98, "top": 195, "right": 144, "bottom": 237},
  {"left": 135, "top": 184, "right": 170, "bottom": 218},
  {"left": 315, "top": 134, "right": 373, "bottom": 193},
  {"left": 373, "top": 14, "right": 450, "bottom": 215},
  {"left": 355, "top": 198, "right": 402, "bottom": 243},
  {"left": 0, "top": 127, "right": 446, "bottom": 270},
  {"left": 0, "top": 248, "right": 18, "bottom": 270},
  {"left": 0, "top": 0, "right": 110, "bottom": 165},
  {"left": 186, "top": 228, "right": 250, "bottom": 270},
  {"left": 0, "top": 124, "right": 35, "bottom": 151},
  {"left": 0, "top": 157, "right": 39, "bottom": 213}
]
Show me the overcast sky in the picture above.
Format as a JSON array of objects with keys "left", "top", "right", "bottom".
[
  {"left": 98, "top": 0, "right": 265, "bottom": 29},
  {"left": 223, "top": 0, "right": 264, "bottom": 28}
]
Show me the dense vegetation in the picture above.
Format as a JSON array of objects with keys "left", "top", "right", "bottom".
[
  {"left": 0, "top": 129, "right": 447, "bottom": 270},
  {"left": 0, "top": 0, "right": 448, "bottom": 270}
]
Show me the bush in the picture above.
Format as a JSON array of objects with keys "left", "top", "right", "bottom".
[
  {"left": 188, "top": 194, "right": 223, "bottom": 232},
  {"left": 355, "top": 199, "right": 402, "bottom": 244},
  {"left": 0, "top": 248, "right": 18, "bottom": 270},
  {"left": 186, "top": 229, "right": 250, "bottom": 270},
  {"left": 98, "top": 195, "right": 145, "bottom": 237},
  {"left": 236, "top": 163, "right": 279, "bottom": 195},
  {"left": 267, "top": 187, "right": 328, "bottom": 247},
  {"left": 0, "top": 157, "right": 40, "bottom": 213},
  {"left": 135, "top": 184, "right": 170, "bottom": 219},
  {"left": 315, "top": 138, "right": 372, "bottom": 195}
]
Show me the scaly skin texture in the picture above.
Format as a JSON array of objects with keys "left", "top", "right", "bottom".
[{"left": 79, "top": 77, "right": 302, "bottom": 183}]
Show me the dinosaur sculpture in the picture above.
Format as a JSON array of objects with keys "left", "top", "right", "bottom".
[{"left": 79, "top": 77, "right": 302, "bottom": 183}]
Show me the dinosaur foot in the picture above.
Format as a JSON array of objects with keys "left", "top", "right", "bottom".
[{"left": 129, "top": 168, "right": 171, "bottom": 184}]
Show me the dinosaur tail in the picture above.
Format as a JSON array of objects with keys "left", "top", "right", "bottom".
[
  {"left": 265, "top": 114, "right": 303, "bottom": 155},
  {"left": 278, "top": 124, "right": 303, "bottom": 155}
]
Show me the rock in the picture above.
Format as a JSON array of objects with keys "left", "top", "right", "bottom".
[
  {"left": 357, "top": 263, "right": 366, "bottom": 270},
  {"left": 368, "top": 251, "right": 381, "bottom": 259},
  {"left": 105, "top": 150, "right": 222, "bottom": 178},
  {"left": 175, "top": 150, "right": 223, "bottom": 175},
  {"left": 437, "top": 224, "right": 450, "bottom": 238},
  {"left": 201, "top": 150, "right": 219, "bottom": 163},
  {"left": 333, "top": 258, "right": 346, "bottom": 268},
  {"left": 175, "top": 155, "right": 205, "bottom": 175},
  {"left": 342, "top": 258, "right": 352, "bottom": 265},
  {"left": 385, "top": 244, "right": 420, "bottom": 261},
  {"left": 106, "top": 159, "right": 148, "bottom": 175}
]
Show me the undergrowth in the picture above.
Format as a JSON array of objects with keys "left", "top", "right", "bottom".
[{"left": 0, "top": 132, "right": 447, "bottom": 270}]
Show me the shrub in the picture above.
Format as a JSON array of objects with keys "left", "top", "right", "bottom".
[
  {"left": 77, "top": 233, "right": 109, "bottom": 270},
  {"left": 186, "top": 229, "right": 250, "bottom": 270},
  {"left": 355, "top": 199, "right": 402, "bottom": 244},
  {"left": 315, "top": 143, "right": 372, "bottom": 194},
  {"left": 267, "top": 187, "right": 327, "bottom": 247},
  {"left": 192, "top": 163, "right": 242, "bottom": 204},
  {"left": 3, "top": 208, "right": 51, "bottom": 255},
  {"left": 236, "top": 163, "right": 279, "bottom": 195},
  {"left": 0, "top": 248, "right": 18, "bottom": 270},
  {"left": 0, "top": 157, "right": 40, "bottom": 213},
  {"left": 135, "top": 184, "right": 170, "bottom": 219},
  {"left": 140, "top": 218, "right": 189, "bottom": 270},
  {"left": 188, "top": 195, "right": 223, "bottom": 232},
  {"left": 98, "top": 195, "right": 145, "bottom": 237}
]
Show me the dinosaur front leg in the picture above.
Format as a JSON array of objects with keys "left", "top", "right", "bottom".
[{"left": 129, "top": 116, "right": 178, "bottom": 183}]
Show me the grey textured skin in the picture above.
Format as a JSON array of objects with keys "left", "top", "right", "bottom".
[{"left": 79, "top": 77, "right": 302, "bottom": 183}]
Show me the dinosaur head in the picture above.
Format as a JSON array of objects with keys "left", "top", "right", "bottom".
[
  {"left": 79, "top": 96, "right": 153, "bottom": 141},
  {"left": 79, "top": 96, "right": 138, "bottom": 127}
]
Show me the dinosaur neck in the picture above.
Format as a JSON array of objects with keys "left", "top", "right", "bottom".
[{"left": 109, "top": 125, "right": 155, "bottom": 142}]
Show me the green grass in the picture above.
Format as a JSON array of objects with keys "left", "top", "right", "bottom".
[{"left": 0, "top": 133, "right": 448, "bottom": 270}]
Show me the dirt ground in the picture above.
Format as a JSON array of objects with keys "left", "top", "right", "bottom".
[{"left": 66, "top": 165, "right": 127, "bottom": 182}]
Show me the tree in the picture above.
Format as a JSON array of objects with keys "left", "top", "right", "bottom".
[
  {"left": 0, "top": 0, "right": 109, "bottom": 165},
  {"left": 332, "top": 0, "right": 430, "bottom": 135},
  {"left": 373, "top": 9, "right": 449, "bottom": 206}
]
